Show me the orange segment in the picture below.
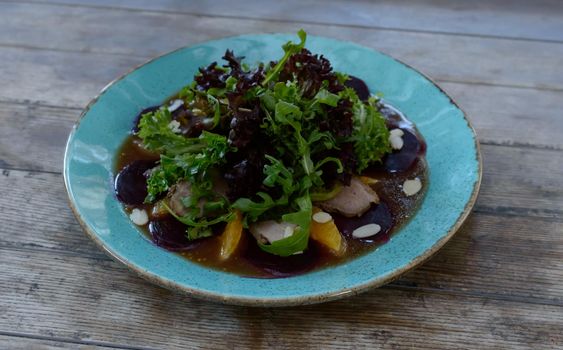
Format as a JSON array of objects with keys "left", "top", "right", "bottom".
[
  {"left": 219, "top": 210, "right": 243, "bottom": 260},
  {"left": 310, "top": 207, "right": 346, "bottom": 255}
]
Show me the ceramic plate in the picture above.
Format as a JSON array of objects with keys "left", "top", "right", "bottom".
[{"left": 64, "top": 33, "right": 481, "bottom": 306}]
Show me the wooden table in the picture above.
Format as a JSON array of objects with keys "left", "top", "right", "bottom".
[{"left": 1, "top": 1, "right": 562, "bottom": 349}]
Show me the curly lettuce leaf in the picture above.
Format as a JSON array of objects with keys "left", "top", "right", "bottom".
[
  {"left": 138, "top": 108, "right": 206, "bottom": 155},
  {"left": 340, "top": 88, "right": 391, "bottom": 172}
]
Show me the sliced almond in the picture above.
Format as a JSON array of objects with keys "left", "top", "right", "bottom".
[
  {"left": 312, "top": 211, "right": 332, "bottom": 224},
  {"left": 129, "top": 208, "right": 149, "bottom": 226},
  {"left": 390, "top": 134, "right": 404, "bottom": 150},
  {"left": 168, "top": 99, "right": 184, "bottom": 112},
  {"left": 403, "top": 178, "right": 422, "bottom": 196},
  {"left": 389, "top": 128, "right": 404, "bottom": 150},
  {"left": 352, "top": 223, "right": 382, "bottom": 238},
  {"left": 390, "top": 128, "right": 404, "bottom": 137}
]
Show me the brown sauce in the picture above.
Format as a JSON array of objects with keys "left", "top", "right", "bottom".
[{"left": 114, "top": 102, "right": 428, "bottom": 278}]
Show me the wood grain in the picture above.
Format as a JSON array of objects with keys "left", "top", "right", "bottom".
[
  {"left": 1, "top": 1, "right": 562, "bottom": 348},
  {"left": 0, "top": 1, "right": 563, "bottom": 96},
  {"left": 443, "top": 83, "right": 563, "bottom": 150},
  {"left": 477, "top": 145, "right": 563, "bottom": 216},
  {"left": 0, "top": 47, "right": 140, "bottom": 108},
  {"left": 0, "top": 335, "right": 134, "bottom": 350},
  {"left": 0, "top": 102, "right": 79, "bottom": 172},
  {"left": 14, "top": 0, "right": 563, "bottom": 42},
  {"left": 1, "top": 246, "right": 562, "bottom": 350},
  {"left": 1, "top": 169, "right": 562, "bottom": 305}
]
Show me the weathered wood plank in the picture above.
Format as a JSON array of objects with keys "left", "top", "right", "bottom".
[
  {"left": 0, "top": 48, "right": 140, "bottom": 108},
  {"left": 1, "top": 2, "right": 563, "bottom": 95},
  {"left": 1, "top": 246, "right": 562, "bottom": 349},
  {"left": 1, "top": 169, "right": 562, "bottom": 305},
  {"left": 1, "top": 1, "right": 561, "bottom": 349},
  {"left": 2, "top": 80, "right": 563, "bottom": 173},
  {"left": 0, "top": 170, "right": 102, "bottom": 257},
  {"left": 0, "top": 102, "right": 79, "bottom": 172},
  {"left": 442, "top": 83, "right": 563, "bottom": 150},
  {"left": 0, "top": 334, "right": 137, "bottom": 350},
  {"left": 405, "top": 212, "right": 563, "bottom": 304},
  {"left": 16, "top": 0, "right": 563, "bottom": 42},
  {"left": 477, "top": 145, "right": 563, "bottom": 217}
]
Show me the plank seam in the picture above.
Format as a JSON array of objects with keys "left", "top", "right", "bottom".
[
  {"left": 437, "top": 79, "right": 563, "bottom": 93},
  {"left": 2, "top": 0, "right": 563, "bottom": 44},
  {"left": 0, "top": 42, "right": 146, "bottom": 58},
  {"left": 1, "top": 243, "right": 562, "bottom": 309},
  {"left": 0, "top": 330, "right": 157, "bottom": 350},
  {"left": 0, "top": 99, "right": 83, "bottom": 110},
  {"left": 474, "top": 206, "right": 563, "bottom": 221},
  {"left": 1, "top": 46, "right": 563, "bottom": 93},
  {"left": 384, "top": 283, "right": 563, "bottom": 308}
]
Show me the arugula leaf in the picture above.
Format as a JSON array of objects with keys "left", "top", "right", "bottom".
[
  {"left": 262, "top": 29, "right": 307, "bottom": 85},
  {"left": 335, "top": 72, "right": 350, "bottom": 85},
  {"left": 273, "top": 81, "right": 301, "bottom": 102},
  {"left": 314, "top": 89, "right": 340, "bottom": 107},
  {"left": 273, "top": 100, "right": 317, "bottom": 177},
  {"left": 232, "top": 192, "right": 288, "bottom": 223},
  {"left": 310, "top": 183, "right": 343, "bottom": 201},
  {"left": 257, "top": 194, "right": 312, "bottom": 256},
  {"left": 262, "top": 155, "right": 295, "bottom": 194},
  {"left": 163, "top": 202, "right": 233, "bottom": 240}
]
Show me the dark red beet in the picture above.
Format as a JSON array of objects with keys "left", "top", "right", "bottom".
[
  {"left": 132, "top": 106, "right": 159, "bottom": 133},
  {"left": 345, "top": 75, "right": 370, "bottom": 101},
  {"left": 242, "top": 237, "right": 320, "bottom": 278},
  {"left": 149, "top": 218, "right": 204, "bottom": 251},
  {"left": 384, "top": 130, "right": 421, "bottom": 173},
  {"left": 114, "top": 160, "right": 155, "bottom": 205},
  {"left": 333, "top": 202, "right": 394, "bottom": 244}
]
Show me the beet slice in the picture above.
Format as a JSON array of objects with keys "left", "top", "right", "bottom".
[
  {"left": 149, "top": 218, "right": 204, "bottom": 251},
  {"left": 384, "top": 130, "right": 421, "bottom": 173},
  {"left": 345, "top": 75, "right": 370, "bottom": 101},
  {"left": 333, "top": 202, "right": 393, "bottom": 244},
  {"left": 132, "top": 106, "right": 159, "bottom": 133},
  {"left": 242, "top": 237, "right": 320, "bottom": 278},
  {"left": 114, "top": 160, "right": 156, "bottom": 205}
]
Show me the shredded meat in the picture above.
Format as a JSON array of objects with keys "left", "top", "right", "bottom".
[{"left": 317, "top": 177, "right": 379, "bottom": 217}]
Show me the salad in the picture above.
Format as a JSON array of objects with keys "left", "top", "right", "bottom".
[{"left": 114, "top": 30, "right": 427, "bottom": 276}]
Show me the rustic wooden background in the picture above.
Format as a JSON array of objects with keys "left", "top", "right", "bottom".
[{"left": 1, "top": 1, "right": 562, "bottom": 349}]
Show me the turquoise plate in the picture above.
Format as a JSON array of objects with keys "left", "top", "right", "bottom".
[{"left": 64, "top": 33, "right": 481, "bottom": 306}]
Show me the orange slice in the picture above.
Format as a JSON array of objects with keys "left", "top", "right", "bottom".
[
  {"left": 219, "top": 210, "right": 243, "bottom": 260},
  {"left": 310, "top": 207, "right": 346, "bottom": 255}
]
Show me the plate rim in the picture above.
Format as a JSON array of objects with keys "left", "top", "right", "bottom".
[{"left": 63, "top": 33, "right": 482, "bottom": 307}]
